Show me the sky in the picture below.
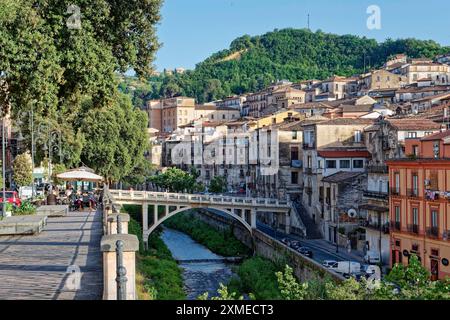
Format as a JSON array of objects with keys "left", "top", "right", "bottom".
[{"left": 154, "top": 0, "right": 450, "bottom": 71}]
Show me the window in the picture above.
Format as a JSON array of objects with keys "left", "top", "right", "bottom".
[
  {"left": 292, "top": 131, "right": 298, "bottom": 140},
  {"left": 353, "top": 159, "right": 364, "bottom": 168},
  {"left": 412, "top": 208, "right": 419, "bottom": 225},
  {"left": 307, "top": 156, "right": 312, "bottom": 168},
  {"left": 318, "top": 160, "right": 323, "bottom": 169},
  {"left": 431, "top": 210, "right": 438, "bottom": 228},
  {"left": 326, "top": 160, "right": 336, "bottom": 169},
  {"left": 354, "top": 130, "right": 362, "bottom": 143},
  {"left": 412, "top": 145, "right": 419, "bottom": 156},
  {"left": 222, "top": 114, "right": 226, "bottom": 119},
  {"left": 407, "top": 132, "right": 417, "bottom": 138},
  {"left": 291, "top": 147, "right": 299, "bottom": 161},
  {"left": 291, "top": 172, "right": 299, "bottom": 184},
  {"left": 395, "top": 206, "right": 401, "bottom": 222},
  {"left": 339, "top": 160, "right": 350, "bottom": 169},
  {"left": 412, "top": 174, "right": 418, "bottom": 194},
  {"left": 394, "top": 172, "right": 400, "bottom": 193}
]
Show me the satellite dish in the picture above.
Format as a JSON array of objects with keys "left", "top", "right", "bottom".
[{"left": 348, "top": 209, "right": 357, "bottom": 218}]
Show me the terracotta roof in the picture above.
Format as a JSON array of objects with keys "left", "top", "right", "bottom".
[
  {"left": 387, "top": 119, "right": 441, "bottom": 130},
  {"left": 318, "top": 150, "right": 371, "bottom": 158},
  {"left": 341, "top": 104, "right": 373, "bottom": 113},
  {"left": 317, "top": 118, "right": 375, "bottom": 126},
  {"left": 322, "top": 171, "right": 365, "bottom": 183},
  {"left": 420, "top": 130, "right": 450, "bottom": 141}
]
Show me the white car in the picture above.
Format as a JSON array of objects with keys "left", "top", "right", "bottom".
[
  {"left": 364, "top": 251, "right": 381, "bottom": 264},
  {"left": 322, "top": 260, "right": 338, "bottom": 268},
  {"left": 329, "top": 261, "right": 361, "bottom": 275}
]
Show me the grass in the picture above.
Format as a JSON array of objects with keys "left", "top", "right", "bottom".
[
  {"left": 127, "top": 215, "right": 186, "bottom": 300},
  {"left": 227, "top": 256, "right": 283, "bottom": 300},
  {"left": 163, "top": 210, "right": 252, "bottom": 257}
]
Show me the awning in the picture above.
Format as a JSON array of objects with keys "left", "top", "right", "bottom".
[{"left": 56, "top": 166, "right": 103, "bottom": 182}]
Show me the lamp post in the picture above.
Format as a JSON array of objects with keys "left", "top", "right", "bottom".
[{"left": 2, "top": 116, "right": 6, "bottom": 218}]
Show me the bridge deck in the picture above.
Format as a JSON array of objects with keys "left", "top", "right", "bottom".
[{"left": 0, "top": 210, "right": 103, "bottom": 300}]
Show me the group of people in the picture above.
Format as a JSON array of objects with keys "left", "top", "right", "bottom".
[{"left": 65, "top": 187, "right": 98, "bottom": 211}]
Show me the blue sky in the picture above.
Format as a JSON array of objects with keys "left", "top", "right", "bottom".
[{"left": 154, "top": 0, "right": 450, "bottom": 71}]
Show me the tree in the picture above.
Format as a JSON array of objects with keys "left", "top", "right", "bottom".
[
  {"left": 149, "top": 168, "right": 204, "bottom": 193},
  {"left": 79, "top": 93, "right": 149, "bottom": 184},
  {"left": 12, "top": 153, "right": 33, "bottom": 187},
  {"left": 209, "top": 176, "right": 227, "bottom": 194}
]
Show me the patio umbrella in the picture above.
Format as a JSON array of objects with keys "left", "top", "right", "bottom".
[{"left": 56, "top": 166, "right": 103, "bottom": 182}]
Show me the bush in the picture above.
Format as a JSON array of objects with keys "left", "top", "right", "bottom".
[
  {"left": 228, "top": 257, "right": 282, "bottom": 300},
  {"left": 164, "top": 211, "right": 251, "bottom": 257},
  {"left": 13, "top": 201, "right": 37, "bottom": 215}
]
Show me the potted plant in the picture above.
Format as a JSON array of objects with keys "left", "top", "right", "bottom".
[
  {"left": 13, "top": 201, "right": 37, "bottom": 216},
  {"left": 4, "top": 202, "right": 13, "bottom": 217}
]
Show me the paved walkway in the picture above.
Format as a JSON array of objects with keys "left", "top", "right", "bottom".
[{"left": 0, "top": 210, "right": 103, "bottom": 300}]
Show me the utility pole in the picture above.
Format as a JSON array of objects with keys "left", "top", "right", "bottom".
[
  {"left": 30, "top": 105, "right": 35, "bottom": 199},
  {"left": 307, "top": 14, "right": 310, "bottom": 30},
  {"left": 2, "top": 116, "right": 6, "bottom": 218}
]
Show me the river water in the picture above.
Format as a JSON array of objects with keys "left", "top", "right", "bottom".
[{"left": 161, "top": 227, "right": 235, "bottom": 300}]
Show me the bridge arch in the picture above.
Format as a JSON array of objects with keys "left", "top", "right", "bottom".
[{"left": 143, "top": 205, "right": 254, "bottom": 245}]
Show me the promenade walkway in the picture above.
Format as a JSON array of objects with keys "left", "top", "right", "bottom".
[{"left": 0, "top": 210, "right": 103, "bottom": 300}]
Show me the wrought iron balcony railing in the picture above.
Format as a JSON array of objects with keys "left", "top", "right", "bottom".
[
  {"left": 407, "top": 189, "right": 420, "bottom": 198},
  {"left": 390, "top": 220, "right": 401, "bottom": 231},
  {"left": 426, "top": 227, "right": 439, "bottom": 238},
  {"left": 407, "top": 224, "right": 419, "bottom": 234}
]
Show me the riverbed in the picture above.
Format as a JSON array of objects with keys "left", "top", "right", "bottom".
[{"left": 161, "top": 227, "right": 235, "bottom": 300}]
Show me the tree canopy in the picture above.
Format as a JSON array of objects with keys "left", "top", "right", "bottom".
[{"left": 126, "top": 28, "right": 450, "bottom": 104}]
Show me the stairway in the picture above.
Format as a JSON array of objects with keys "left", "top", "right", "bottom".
[{"left": 293, "top": 201, "right": 323, "bottom": 239}]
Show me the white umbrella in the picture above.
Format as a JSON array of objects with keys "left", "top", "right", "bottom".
[{"left": 56, "top": 166, "right": 103, "bottom": 182}]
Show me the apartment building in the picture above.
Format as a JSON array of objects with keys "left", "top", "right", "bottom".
[
  {"left": 214, "top": 95, "right": 248, "bottom": 115},
  {"left": 148, "top": 97, "right": 196, "bottom": 133},
  {"left": 359, "top": 117, "right": 443, "bottom": 266},
  {"left": 359, "top": 69, "right": 407, "bottom": 91},
  {"left": 301, "top": 118, "right": 374, "bottom": 236},
  {"left": 386, "top": 131, "right": 450, "bottom": 280},
  {"left": 403, "top": 59, "right": 450, "bottom": 85}
]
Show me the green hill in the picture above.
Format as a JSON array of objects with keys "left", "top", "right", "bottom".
[{"left": 123, "top": 28, "right": 450, "bottom": 103}]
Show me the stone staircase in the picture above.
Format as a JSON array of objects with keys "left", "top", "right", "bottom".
[{"left": 293, "top": 201, "right": 322, "bottom": 239}]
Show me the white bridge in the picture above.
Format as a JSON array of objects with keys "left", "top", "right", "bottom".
[{"left": 107, "top": 189, "right": 292, "bottom": 246}]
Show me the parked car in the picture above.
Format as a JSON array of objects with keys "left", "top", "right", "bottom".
[
  {"left": 297, "top": 247, "right": 313, "bottom": 258},
  {"left": 329, "top": 261, "right": 361, "bottom": 276},
  {"left": 289, "top": 241, "right": 301, "bottom": 250},
  {"left": 281, "top": 238, "right": 291, "bottom": 246},
  {"left": 19, "top": 186, "right": 33, "bottom": 200},
  {"left": 364, "top": 251, "right": 381, "bottom": 264},
  {"left": 0, "top": 191, "right": 21, "bottom": 206},
  {"left": 322, "top": 260, "right": 338, "bottom": 268}
]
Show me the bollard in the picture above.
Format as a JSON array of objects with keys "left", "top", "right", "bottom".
[{"left": 115, "top": 240, "right": 127, "bottom": 300}]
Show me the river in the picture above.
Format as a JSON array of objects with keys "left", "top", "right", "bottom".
[{"left": 160, "top": 227, "right": 235, "bottom": 300}]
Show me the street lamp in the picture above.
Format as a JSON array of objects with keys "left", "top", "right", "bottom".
[{"left": 2, "top": 116, "right": 6, "bottom": 218}]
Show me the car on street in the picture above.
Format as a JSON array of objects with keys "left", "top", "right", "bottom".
[
  {"left": 289, "top": 241, "right": 301, "bottom": 250},
  {"left": 364, "top": 251, "right": 381, "bottom": 264},
  {"left": 281, "top": 238, "right": 291, "bottom": 246},
  {"left": 329, "top": 261, "right": 361, "bottom": 276},
  {"left": 322, "top": 260, "right": 338, "bottom": 268},
  {"left": 0, "top": 191, "right": 21, "bottom": 206},
  {"left": 297, "top": 247, "right": 313, "bottom": 258}
]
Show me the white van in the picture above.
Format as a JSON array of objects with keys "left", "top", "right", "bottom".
[
  {"left": 329, "top": 261, "right": 361, "bottom": 275},
  {"left": 364, "top": 251, "right": 381, "bottom": 264},
  {"left": 19, "top": 186, "right": 33, "bottom": 200}
]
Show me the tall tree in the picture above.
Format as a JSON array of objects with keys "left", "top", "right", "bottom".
[{"left": 12, "top": 153, "right": 33, "bottom": 187}]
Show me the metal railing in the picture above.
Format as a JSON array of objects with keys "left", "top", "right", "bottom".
[
  {"left": 426, "top": 227, "right": 439, "bottom": 238},
  {"left": 108, "top": 189, "right": 291, "bottom": 208},
  {"left": 367, "top": 164, "right": 388, "bottom": 173},
  {"left": 407, "top": 189, "right": 420, "bottom": 198},
  {"left": 390, "top": 220, "right": 401, "bottom": 231},
  {"left": 407, "top": 224, "right": 419, "bottom": 234},
  {"left": 363, "top": 190, "right": 389, "bottom": 200},
  {"left": 390, "top": 189, "right": 400, "bottom": 196},
  {"left": 363, "top": 221, "right": 390, "bottom": 234}
]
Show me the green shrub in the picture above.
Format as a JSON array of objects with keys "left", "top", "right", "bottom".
[
  {"left": 13, "top": 201, "right": 37, "bottom": 215},
  {"left": 164, "top": 211, "right": 251, "bottom": 257}
]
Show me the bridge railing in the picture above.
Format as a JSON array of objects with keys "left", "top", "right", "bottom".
[{"left": 109, "top": 189, "right": 291, "bottom": 208}]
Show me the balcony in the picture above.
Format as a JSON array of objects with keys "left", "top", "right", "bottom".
[
  {"left": 363, "top": 190, "right": 389, "bottom": 200},
  {"left": 304, "top": 168, "right": 313, "bottom": 175},
  {"left": 407, "top": 189, "right": 420, "bottom": 198},
  {"left": 407, "top": 224, "right": 419, "bottom": 234},
  {"left": 302, "top": 143, "right": 315, "bottom": 150},
  {"left": 390, "top": 188, "right": 401, "bottom": 196},
  {"left": 424, "top": 190, "right": 440, "bottom": 201},
  {"left": 426, "top": 227, "right": 439, "bottom": 239},
  {"left": 390, "top": 221, "right": 401, "bottom": 231},
  {"left": 362, "top": 221, "right": 390, "bottom": 234},
  {"left": 367, "top": 164, "right": 388, "bottom": 174}
]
